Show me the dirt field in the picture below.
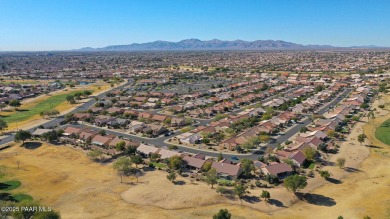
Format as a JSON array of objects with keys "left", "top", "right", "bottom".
[{"left": 0, "top": 94, "right": 389, "bottom": 219}]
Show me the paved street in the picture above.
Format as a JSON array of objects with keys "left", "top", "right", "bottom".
[{"left": 0, "top": 82, "right": 351, "bottom": 162}]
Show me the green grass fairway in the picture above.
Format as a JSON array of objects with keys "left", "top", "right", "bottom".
[
  {"left": 2, "top": 90, "right": 89, "bottom": 123},
  {"left": 375, "top": 119, "right": 390, "bottom": 145},
  {"left": 0, "top": 180, "right": 21, "bottom": 191},
  {"left": 149, "top": 162, "right": 167, "bottom": 168},
  {"left": 13, "top": 193, "right": 33, "bottom": 202}
]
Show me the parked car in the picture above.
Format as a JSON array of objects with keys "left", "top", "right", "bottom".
[{"left": 231, "top": 156, "right": 239, "bottom": 161}]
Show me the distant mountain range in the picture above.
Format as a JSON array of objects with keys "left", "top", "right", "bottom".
[{"left": 76, "top": 39, "right": 386, "bottom": 51}]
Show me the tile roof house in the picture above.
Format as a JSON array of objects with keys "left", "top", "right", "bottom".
[
  {"left": 183, "top": 155, "right": 207, "bottom": 169},
  {"left": 107, "top": 108, "right": 125, "bottom": 114},
  {"left": 299, "top": 130, "right": 327, "bottom": 140},
  {"left": 95, "top": 115, "right": 115, "bottom": 126},
  {"left": 138, "top": 112, "right": 152, "bottom": 119},
  {"left": 158, "top": 148, "right": 180, "bottom": 159},
  {"left": 289, "top": 150, "right": 306, "bottom": 167},
  {"left": 171, "top": 117, "right": 186, "bottom": 127},
  {"left": 295, "top": 136, "right": 324, "bottom": 148},
  {"left": 73, "top": 113, "right": 93, "bottom": 121},
  {"left": 79, "top": 130, "right": 98, "bottom": 141},
  {"left": 127, "top": 121, "right": 146, "bottom": 133},
  {"left": 136, "top": 144, "right": 159, "bottom": 157},
  {"left": 91, "top": 135, "right": 114, "bottom": 147},
  {"left": 211, "top": 161, "right": 243, "bottom": 179},
  {"left": 261, "top": 163, "right": 293, "bottom": 178},
  {"left": 152, "top": 114, "right": 169, "bottom": 123},
  {"left": 147, "top": 124, "right": 168, "bottom": 135},
  {"left": 108, "top": 136, "right": 140, "bottom": 149},
  {"left": 63, "top": 126, "right": 82, "bottom": 136},
  {"left": 220, "top": 137, "right": 238, "bottom": 150}
]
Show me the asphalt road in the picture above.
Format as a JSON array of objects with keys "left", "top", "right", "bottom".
[
  {"left": 0, "top": 83, "right": 351, "bottom": 162},
  {"left": 63, "top": 88, "right": 352, "bottom": 161}
]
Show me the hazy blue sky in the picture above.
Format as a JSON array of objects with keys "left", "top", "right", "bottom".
[{"left": 1, "top": 0, "right": 389, "bottom": 51}]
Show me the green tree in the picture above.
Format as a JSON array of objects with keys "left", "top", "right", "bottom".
[
  {"left": 315, "top": 85, "right": 324, "bottom": 92},
  {"left": 300, "top": 127, "right": 308, "bottom": 133},
  {"left": 234, "top": 183, "right": 247, "bottom": 204},
  {"left": 166, "top": 171, "right": 176, "bottom": 183},
  {"left": 202, "top": 137, "right": 210, "bottom": 144},
  {"left": 0, "top": 118, "right": 8, "bottom": 133},
  {"left": 14, "top": 130, "right": 31, "bottom": 144},
  {"left": 284, "top": 174, "right": 308, "bottom": 195},
  {"left": 259, "top": 134, "right": 271, "bottom": 143},
  {"left": 83, "top": 90, "right": 92, "bottom": 97},
  {"left": 201, "top": 162, "right": 212, "bottom": 172},
  {"left": 336, "top": 157, "right": 346, "bottom": 169},
  {"left": 303, "top": 147, "right": 318, "bottom": 162},
  {"left": 217, "top": 152, "right": 224, "bottom": 161},
  {"left": 283, "top": 158, "right": 295, "bottom": 168},
  {"left": 327, "top": 130, "right": 339, "bottom": 138},
  {"left": 351, "top": 115, "right": 360, "bottom": 122},
  {"left": 168, "top": 155, "right": 183, "bottom": 170},
  {"left": 213, "top": 209, "right": 231, "bottom": 219},
  {"left": 74, "top": 92, "right": 83, "bottom": 100},
  {"left": 87, "top": 149, "right": 104, "bottom": 161},
  {"left": 9, "top": 99, "right": 21, "bottom": 110},
  {"left": 0, "top": 103, "right": 7, "bottom": 111},
  {"left": 113, "top": 157, "right": 133, "bottom": 183},
  {"left": 99, "top": 129, "right": 106, "bottom": 136},
  {"left": 66, "top": 95, "right": 76, "bottom": 104},
  {"left": 115, "top": 141, "right": 126, "bottom": 152},
  {"left": 240, "top": 159, "right": 255, "bottom": 177},
  {"left": 41, "top": 130, "right": 59, "bottom": 142},
  {"left": 205, "top": 168, "right": 218, "bottom": 188},
  {"left": 360, "top": 102, "right": 369, "bottom": 109},
  {"left": 216, "top": 186, "right": 230, "bottom": 196},
  {"left": 130, "top": 155, "right": 143, "bottom": 168},
  {"left": 357, "top": 134, "right": 366, "bottom": 146},
  {"left": 214, "top": 132, "right": 225, "bottom": 142},
  {"left": 150, "top": 152, "right": 160, "bottom": 161},
  {"left": 260, "top": 190, "right": 271, "bottom": 202},
  {"left": 319, "top": 170, "right": 331, "bottom": 179},
  {"left": 163, "top": 118, "right": 172, "bottom": 126}
]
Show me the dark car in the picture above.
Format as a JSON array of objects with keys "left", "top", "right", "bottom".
[
  {"left": 164, "top": 131, "right": 174, "bottom": 136},
  {"left": 253, "top": 150, "right": 264, "bottom": 155},
  {"left": 231, "top": 156, "right": 239, "bottom": 161}
]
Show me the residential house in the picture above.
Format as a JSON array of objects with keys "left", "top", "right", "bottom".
[
  {"left": 171, "top": 117, "right": 186, "bottom": 127},
  {"left": 261, "top": 163, "right": 293, "bottom": 178},
  {"left": 182, "top": 155, "right": 207, "bottom": 170},
  {"left": 91, "top": 135, "right": 114, "bottom": 147},
  {"left": 127, "top": 121, "right": 146, "bottom": 133},
  {"left": 136, "top": 144, "right": 159, "bottom": 157},
  {"left": 211, "top": 161, "right": 243, "bottom": 179},
  {"left": 158, "top": 148, "right": 180, "bottom": 160}
]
